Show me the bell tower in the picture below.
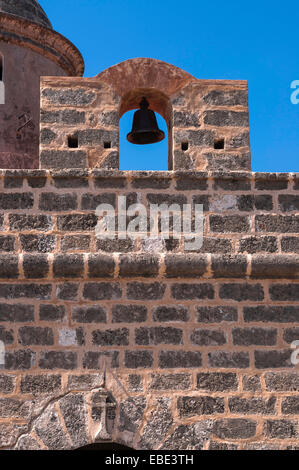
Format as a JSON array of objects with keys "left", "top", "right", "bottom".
[{"left": 0, "top": 0, "right": 84, "bottom": 169}]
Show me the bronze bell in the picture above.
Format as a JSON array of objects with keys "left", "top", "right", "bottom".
[{"left": 127, "top": 97, "right": 165, "bottom": 145}]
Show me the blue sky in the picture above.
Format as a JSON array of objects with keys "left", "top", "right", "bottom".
[{"left": 40, "top": 0, "right": 298, "bottom": 172}]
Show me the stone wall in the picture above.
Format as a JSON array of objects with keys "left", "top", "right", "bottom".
[
  {"left": 40, "top": 58, "right": 250, "bottom": 172},
  {"left": 0, "top": 169, "right": 298, "bottom": 450}
]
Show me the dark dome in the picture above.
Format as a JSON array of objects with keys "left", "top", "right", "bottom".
[{"left": 0, "top": 0, "right": 52, "bottom": 29}]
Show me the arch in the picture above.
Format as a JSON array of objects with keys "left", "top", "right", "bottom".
[
  {"left": 96, "top": 58, "right": 195, "bottom": 99},
  {"left": 97, "top": 59, "right": 195, "bottom": 171}
]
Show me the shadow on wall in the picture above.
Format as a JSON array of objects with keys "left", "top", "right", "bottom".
[{"left": 119, "top": 110, "right": 168, "bottom": 171}]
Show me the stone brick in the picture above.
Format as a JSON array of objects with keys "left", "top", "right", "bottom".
[
  {"left": 255, "top": 174, "right": 289, "bottom": 190},
  {"left": 42, "top": 88, "right": 96, "bottom": 106},
  {"left": 213, "top": 175, "right": 251, "bottom": 191},
  {"left": 40, "top": 128, "right": 56, "bottom": 144},
  {"left": 175, "top": 173, "right": 208, "bottom": 191},
  {"left": 239, "top": 236, "right": 278, "bottom": 253},
  {"left": 210, "top": 215, "right": 250, "bottom": 232},
  {"left": 281, "top": 237, "right": 299, "bottom": 253},
  {"left": 178, "top": 396, "right": 224, "bottom": 417},
  {"left": 41, "top": 109, "right": 85, "bottom": 124},
  {"left": 39, "top": 193, "right": 77, "bottom": 211},
  {"left": 254, "top": 195, "right": 273, "bottom": 211},
  {"left": 196, "top": 306, "right": 238, "bottom": 323},
  {"left": 20, "top": 235, "right": 56, "bottom": 253},
  {"left": 175, "top": 129, "right": 214, "bottom": 148},
  {"left": 118, "top": 396, "right": 147, "bottom": 433},
  {"left": 203, "top": 89, "right": 248, "bottom": 106},
  {"left": 67, "top": 374, "right": 103, "bottom": 391},
  {"left": 4, "top": 176, "right": 23, "bottom": 188},
  {"left": 56, "top": 283, "right": 79, "bottom": 301},
  {"left": 60, "top": 235, "right": 90, "bottom": 252},
  {"left": 93, "top": 174, "right": 127, "bottom": 189},
  {"left": 165, "top": 254, "right": 208, "bottom": 277},
  {"left": 236, "top": 194, "right": 254, "bottom": 211},
  {"left": 20, "top": 374, "right": 61, "bottom": 394},
  {"left": 0, "top": 255, "right": 18, "bottom": 278},
  {"left": 219, "top": 283, "right": 264, "bottom": 301},
  {"left": 152, "top": 305, "right": 189, "bottom": 322},
  {"left": 57, "top": 214, "right": 98, "bottom": 231},
  {"left": 96, "top": 237, "right": 134, "bottom": 253},
  {"left": 9, "top": 215, "right": 53, "bottom": 232},
  {"left": 242, "top": 375, "right": 261, "bottom": 392},
  {"left": 53, "top": 254, "right": 84, "bottom": 278},
  {"left": 255, "top": 350, "right": 293, "bottom": 369},
  {"left": 211, "top": 254, "right": 247, "bottom": 277},
  {"left": 251, "top": 254, "right": 298, "bottom": 278},
  {"left": 232, "top": 327, "right": 277, "bottom": 345},
  {"left": 197, "top": 372, "right": 238, "bottom": 391},
  {"left": 281, "top": 397, "right": 299, "bottom": 414},
  {"left": 0, "top": 284, "right": 51, "bottom": 300},
  {"left": 72, "top": 305, "right": 107, "bottom": 323},
  {"left": 209, "top": 441, "right": 239, "bottom": 450},
  {"left": 58, "top": 393, "right": 89, "bottom": 448},
  {"left": 199, "top": 237, "right": 233, "bottom": 253},
  {"left": 92, "top": 328, "right": 129, "bottom": 346},
  {"left": 39, "top": 305, "right": 66, "bottom": 322},
  {"left": 112, "top": 304, "right": 147, "bottom": 323},
  {"left": 128, "top": 374, "right": 143, "bottom": 392},
  {"left": 0, "top": 304, "right": 34, "bottom": 322},
  {"left": 135, "top": 327, "right": 183, "bottom": 345},
  {"left": 81, "top": 192, "right": 116, "bottom": 210},
  {"left": 33, "top": 403, "right": 68, "bottom": 450},
  {"left": 124, "top": 350, "right": 154, "bottom": 368},
  {"left": 0, "top": 326, "right": 13, "bottom": 344},
  {"left": 265, "top": 372, "right": 299, "bottom": 391},
  {"left": 0, "top": 398, "right": 31, "bottom": 419},
  {"left": 228, "top": 397, "right": 276, "bottom": 414},
  {"left": 0, "top": 193, "right": 33, "bottom": 210},
  {"left": 206, "top": 153, "right": 251, "bottom": 171},
  {"left": 255, "top": 215, "right": 299, "bottom": 233},
  {"left": 161, "top": 422, "right": 213, "bottom": 450},
  {"left": 119, "top": 254, "right": 159, "bottom": 277},
  {"left": 159, "top": 351, "right": 202, "bottom": 368},
  {"left": 264, "top": 419, "right": 298, "bottom": 439},
  {"left": 83, "top": 351, "right": 119, "bottom": 369},
  {"left": 88, "top": 254, "right": 115, "bottom": 278},
  {"left": 171, "top": 283, "right": 214, "bottom": 300},
  {"left": 244, "top": 305, "right": 299, "bottom": 323},
  {"left": 173, "top": 111, "right": 201, "bottom": 127},
  {"left": 5, "top": 350, "right": 36, "bottom": 370},
  {"left": 208, "top": 351, "right": 250, "bottom": 368},
  {"left": 203, "top": 110, "right": 249, "bottom": 127},
  {"left": 18, "top": 326, "right": 54, "bottom": 346},
  {"left": 0, "top": 236, "right": 15, "bottom": 252},
  {"left": 39, "top": 351, "right": 77, "bottom": 370},
  {"left": 131, "top": 174, "right": 171, "bottom": 189},
  {"left": 283, "top": 328, "right": 299, "bottom": 344},
  {"left": 0, "top": 374, "right": 15, "bottom": 394},
  {"left": 78, "top": 129, "right": 118, "bottom": 147},
  {"left": 149, "top": 373, "right": 191, "bottom": 390},
  {"left": 190, "top": 329, "right": 227, "bottom": 346},
  {"left": 27, "top": 176, "right": 47, "bottom": 188},
  {"left": 269, "top": 284, "right": 299, "bottom": 301},
  {"left": 23, "top": 254, "right": 49, "bottom": 279},
  {"left": 279, "top": 195, "right": 299, "bottom": 212},
  {"left": 127, "top": 282, "right": 166, "bottom": 300},
  {"left": 53, "top": 173, "right": 89, "bottom": 189},
  {"left": 213, "top": 419, "right": 257, "bottom": 439},
  {"left": 98, "top": 110, "right": 119, "bottom": 126},
  {"left": 40, "top": 150, "right": 87, "bottom": 169},
  {"left": 83, "top": 282, "right": 122, "bottom": 300}
]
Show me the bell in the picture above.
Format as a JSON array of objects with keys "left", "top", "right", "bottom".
[{"left": 127, "top": 97, "right": 165, "bottom": 145}]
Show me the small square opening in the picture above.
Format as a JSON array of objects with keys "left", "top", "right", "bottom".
[
  {"left": 181, "top": 142, "right": 188, "bottom": 151},
  {"left": 214, "top": 138, "right": 225, "bottom": 150},
  {"left": 104, "top": 141, "right": 111, "bottom": 149},
  {"left": 68, "top": 135, "right": 78, "bottom": 148}
]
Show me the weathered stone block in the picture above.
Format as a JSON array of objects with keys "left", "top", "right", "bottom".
[
  {"left": 159, "top": 351, "right": 202, "bottom": 368},
  {"left": 178, "top": 396, "right": 225, "bottom": 417},
  {"left": 197, "top": 372, "right": 238, "bottom": 391}
]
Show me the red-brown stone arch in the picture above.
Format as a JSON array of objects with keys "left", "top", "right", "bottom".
[{"left": 97, "top": 58, "right": 196, "bottom": 170}]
